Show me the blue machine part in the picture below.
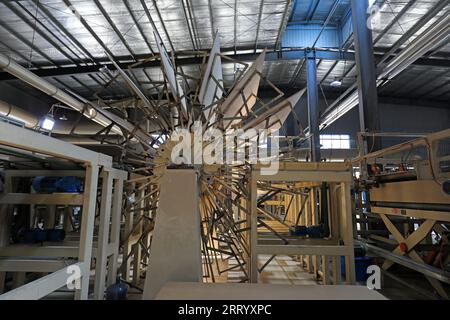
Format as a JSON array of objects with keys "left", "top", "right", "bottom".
[
  {"left": 32, "top": 176, "right": 82, "bottom": 193},
  {"left": 290, "top": 225, "right": 326, "bottom": 238},
  {"left": 341, "top": 256, "right": 373, "bottom": 282},
  {"left": 105, "top": 278, "right": 129, "bottom": 300},
  {"left": 20, "top": 228, "right": 65, "bottom": 243},
  {"left": 307, "top": 225, "right": 324, "bottom": 238},
  {"left": 290, "top": 225, "right": 308, "bottom": 236},
  {"left": 22, "top": 230, "right": 36, "bottom": 244},
  {"left": 46, "top": 229, "right": 66, "bottom": 242}
]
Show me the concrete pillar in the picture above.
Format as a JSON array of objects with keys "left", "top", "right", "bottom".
[{"left": 142, "top": 170, "right": 202, "bottom": 299}]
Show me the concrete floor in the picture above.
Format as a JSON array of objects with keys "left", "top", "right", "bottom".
[
  {"left": 44, "top": 255, "right": 441, "bottom": 299},
  {"left": 259, "top": 255, "right": 317, "bottom": 285},
  {"left": 204, "top": 254, "right": 318, "bottom": 285}
]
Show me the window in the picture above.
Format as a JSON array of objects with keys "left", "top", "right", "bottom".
[{"left": 320, "top": 134, "right": 351, "bottom": 150}]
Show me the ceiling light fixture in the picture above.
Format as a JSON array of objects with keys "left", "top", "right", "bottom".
[
  {"left": 330, "top": 78, "right": 343, "bottom": 87},
  {"left": 41, "top": 115, "right": 55, "bottom": 131}
]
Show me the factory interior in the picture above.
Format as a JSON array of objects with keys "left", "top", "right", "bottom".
[{"left": 0, "top": 0, "right": 449, "bottom": 302}]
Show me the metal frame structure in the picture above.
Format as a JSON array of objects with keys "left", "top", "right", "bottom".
[
  {"left": 0, "top": 121, "right": 127, "bottom": 300},
  {"left": 0, "top": 0, "right": 447, "bottom": 107},
  {"left": 248, "top": 162, "right": 356, "bottom": 285},
  {"left": 354, "top": 129, "right": 450, "bottom": 298},
  {"left": 120, "top": 172, "right": 158, "bottom": 287},
  {"left": 0, "top": 0, "right": 446, "bottom": 302}
]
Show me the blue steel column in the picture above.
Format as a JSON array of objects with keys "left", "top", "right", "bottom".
[
  {"left": 306, "top": 52, "right": 321, "bottom": 162},
  {"left": 351, "top": 0, "right": 380, "bottom": 150}
]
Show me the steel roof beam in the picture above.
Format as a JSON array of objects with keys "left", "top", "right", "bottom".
[
  {"left": 306, "top": 0, "right": 321, "bottom": 21},
  {"left": 233, "top": 0, "right": 237, "bottom": 53},
  {"left": 0, "top": 49, "right": 447, "bottom": 82},
  {"left": 61, "top": 0, "right": 116, "bottom": 59},
  {"left": 320, "top": 2, "right": 450, "bottom": 129},
  {"left": 373, "top": 0, "right": 418, "bottom": 44},
  {"left": 378, "top": 0, "right": 449, "bottom": 66},
  {"left": 180, "top": 0, "right": 197, "bottom": 51},
  {"left": 274, "top": 0, "right": 292, "bottom": 51},
  {"left": 151, "top": 0, "right": 175, "bottom": 52},
  {"left": 185, "top": 0, "right": 201, "bottom": 50},
  {"left": 254, "top": 0, "right": 265, "bottom": 53},
  {"left": 0, "top": 40, "right": 39, "bottom": 69},
  {"left": 122, "top": 0, "right": 155, "bottom": 56},
  {"left": 0, "top": 19, "right": 59, "bottom": 66},
  {"left": 31, "top": 0, "right": 97, "bottom": 64},
  {"left": 92, "top": 0, "right": 136, "bottom": 60},
  {"left": 7, "top": 1, "right": 80, "bottom": 65}
]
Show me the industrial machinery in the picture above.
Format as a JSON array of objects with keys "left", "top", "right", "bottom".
[
  {"left": 0, "top": 123, "right": 127, "bottom": 300},
  {"left": 354, "top": 129, "right": 450, "bottom": 298},
  {"left": 0, "top": 29, "right": 380, "bottom": 300}
]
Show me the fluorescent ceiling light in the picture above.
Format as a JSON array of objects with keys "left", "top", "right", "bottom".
[
  {"left": 42, "top": 117, "right": 55, "bottom": 131},
  {"left": 320, "top": 93, "right": 358, "bottom": 129},
  {"left": 330, "top": 79, "right": 342, "bottom": 87}
]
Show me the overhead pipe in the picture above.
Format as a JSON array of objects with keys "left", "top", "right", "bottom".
[
  {"left": 319, "top": 7, "right": 450, "bottom": 129},
  {"left": 0, "top": 99, "right": 39, "bottom": 128},
  {"left": 0, "top": 52, "right": 123, "bottom": 135},
  {"left": 0, "top": 99, "right": 124, "bottom": 144},
  {"left": 55, "top": 135, "right": 124, "bottom": 145},
  {"left": 0, "top": 99, "right": 117, "bottom": 135},
  {"left": 379, "top": 12, "right": 450, "bottom": 80},
  {"left": 359, "top": 240, "right": 450, "bottom": 285}
]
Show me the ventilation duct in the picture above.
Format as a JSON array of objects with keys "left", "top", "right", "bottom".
[{"left": 0, "top": 52, "right": 122, "bottom": 135}]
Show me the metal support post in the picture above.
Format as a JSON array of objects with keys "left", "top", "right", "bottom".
[
  {"left": 306, "top": 52, "right": 321, "bottom": 162},
  {"left": 351, "top": 0, "right": 380, "bottom": 151}
]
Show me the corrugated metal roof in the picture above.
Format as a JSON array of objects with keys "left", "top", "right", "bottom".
[{"left": 0, "top": 0, "right": 448, "bottom": 104}]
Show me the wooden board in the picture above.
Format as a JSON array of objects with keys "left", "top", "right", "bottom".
[{"left": 156, "top": 282, "right": 387, "bottom": 300}]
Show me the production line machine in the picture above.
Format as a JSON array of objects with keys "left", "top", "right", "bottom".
[{"left": 353, "top": 129, "right": 450, "bottom": 298}]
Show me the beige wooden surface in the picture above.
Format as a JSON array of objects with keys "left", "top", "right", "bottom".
[{"left": 156, "top": 282, "right": 387, "bottom": 300}]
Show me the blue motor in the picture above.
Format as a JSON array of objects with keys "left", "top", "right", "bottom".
[
  {"left": 32, "top": 176, "right": 82, "bottom": 193},
  {"left": 46, "top": 229, "right": 66, "bottom": 242},
  {"left": 341, "top": 256, "right": 373, "bottom": 282},
  {"left": 290, "top": 225, "right": 308, "bottom": 236},
  {"left": 105, "top": 278, "right": 129, "bottom": 300},
  {"left": 20, "top": 228, "right": 65, "bottom": 243},
  {"left": 307, "top": 225, "right": 325, "bottom": 238},
  {"left": 289, "top": 225, "right": 326, "bottom": 238}
]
